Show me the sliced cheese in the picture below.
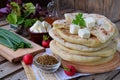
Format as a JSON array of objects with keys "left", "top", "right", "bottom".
[
  {"left": 78, "top": 28, "right": 90, "bottom": 39},
  {"left": 70, "top": 24, "right": 80, "bottom": 34},
  {"left": 84, "top": 17, "right": 96, "bottom": 29}
]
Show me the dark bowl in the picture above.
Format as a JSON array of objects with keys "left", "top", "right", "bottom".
[{"left": 28, "top": 29, "right": 51, "bottom": 45}]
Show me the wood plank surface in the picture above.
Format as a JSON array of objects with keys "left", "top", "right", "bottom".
[
  {"left": 113, "top": 72, "right": 120, "bottom": 80},
  {"left": 87, "top": 0, "right": 104, "bottom": 14},
  {"left": 115, "top": 21, "right": 120, "bottom": 32},
  {"left": 21, "top": 61, "right": 36, "bottom": 80},
  {"left": 75, "top": 0, "right": 87, "bottom": 11},
  {"left": 0, "top": 62, "right": 22, "bottom": 79},
  {"left": 78, "top": 70, "right": 120, "bottom": 80},
  {"left": 61, "top": 0, "right": 75, "bottom": 10},
  {"left": 103, "top": 0, "right": 120, "bottom": 22},
  {"left": 4, "top": 70, "right": 27, "bottom": 80},
  {"left": 0, "top": 56, "right": 5, "bottom": 62},
  {"left": 64, "top": 0, "right": 120, "bottom": 21},
  {"left": 0, "top": 20, "right": 8, "bottom": 26}
]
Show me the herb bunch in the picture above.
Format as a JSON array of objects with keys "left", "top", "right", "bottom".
[{"left": 72, "top": 13, "right": 86, "bottom": 28}]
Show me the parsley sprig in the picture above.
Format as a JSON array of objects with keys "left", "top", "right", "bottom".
[{"left": 72, "top": 13, "right": 86, "bottom": 28}]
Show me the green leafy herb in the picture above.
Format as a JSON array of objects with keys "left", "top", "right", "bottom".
[
  {"left": 24, "top": 19, "right": 37, "bottom": 28},
  {"left": 17, "top": 17, "right": 24, "bottom": 25},
  {"left": 72, "top": 13, "right": 86, "bottom": 28},
  {"left": 23, "top": 3, "right": 35, "bottom": 16},
  {"left": 43, "top": 35, "right": 49, "bottom": 41},
  {"left": 6, "top": 13, "right": 17, "bottom": 24},
  {"left": 10, "top": 2, "right": 21, "bottom": 17}
]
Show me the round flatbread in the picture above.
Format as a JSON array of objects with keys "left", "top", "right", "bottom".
[
  {"left": 53, "top": 13, "right": 117, "bottom": 47},
  {"left": 62, "top": 52, "right": 120, "bottom": 73},
  {"left": 55, "top": 40, "right": 117, "bottom": 57},
  {"left": 72, "top": 55, "right": 114, "bottom": 65},
  {"left": 49, "top": 29, "right": 113, "bottom": 52},
  {"left": 50, "top": 40, "right": 102, "bottom": 63}
]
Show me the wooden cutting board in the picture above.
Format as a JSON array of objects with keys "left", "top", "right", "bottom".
[
  {"left": 62, "top": 52, "right": 120, "bottom": 74},
  {"left": 0, "top": 35, "right": 45, "bottom": 63}
]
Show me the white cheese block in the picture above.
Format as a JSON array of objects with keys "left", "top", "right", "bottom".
[
  {"left": 30, "top": 20, "right": 46, "bottom": 33},
  {"left": 33, "top": 29, "right": 39, "bottom": 33},
  {"left": 30, "top": 20, "right": 40, "bottom": 32},
  {"left": 84, "top": 17, "right": 96, "bottom": 29},
  {"left": 70, "top": 24, "right": 80, "bottom": 34},
  {"left": 37, "top": 21, "right": 46, "bottom": 33},
  {"left": 42, "top": 21, "right": 51, "bottom": 32},
  {"left": 97, "top": 18, "right": 104, "bottom": 26},
  {"left": 64, "top": 13, "right": 78, "bottom": 23},
  {"left": 78, "top": 28, "right": 90, "bottom": 39}
]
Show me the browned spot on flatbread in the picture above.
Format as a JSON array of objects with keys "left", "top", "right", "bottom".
[{"left": 60, "top": 28, "right": 97, "bottom": 39}]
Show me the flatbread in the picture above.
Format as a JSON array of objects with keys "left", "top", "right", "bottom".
[
  {"left": 49, "top": 29, "right": 113, "bottom": 52},
  {"left": 54, "top": 13, "right": 117, "bottom": 46},
  {"left": 62, "top": 52, "right": 120, "bottom": 73},
  {"left": 55, "top": 40, "right": 117, "bottom": 57},
  {"left": 50, "top": 40, "right": 102, "bottom": 63},
  {"left": 72, "top": 55, "right": 114, "bottom": 65}
]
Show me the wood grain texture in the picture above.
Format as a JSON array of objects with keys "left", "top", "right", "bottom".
[
  {"left": 21, "top": 62, "right": 36, "bottom": 80},
  {"left": 60, "top": 0, "right": 75, "bottom": 10},
  {"left": 104, "top": 0, "right": 120, "bottom": 22},
  {"left": 4, "top": 70, "right": 27, "bottom": 80},
  {"left": 75, "top": 0, "right": 87, "bottom": 11},
  {"left": 87, "top": 0, "right": 104, "bottom": 14},
  {"left": 115, "top": 21, "right": 120, "bottom": 32},
  {"left": 0, "top": 56, "right": 5, "bottom": 62},
  {"left": 78, "top": 70, "right": 120, "bottom": 80},
  {"left": 0, "top": 62, "right": 22, "bottom": 79},
  {"left": 65, "top": 0, "right": 120, "bottom": 21},
  {"left": 113, "top": 72, "right": 120, "bottom": 80}
]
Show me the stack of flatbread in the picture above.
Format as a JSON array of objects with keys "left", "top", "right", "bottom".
[{"left": 49, "top": 13, "right": 120, "bottom": 73}]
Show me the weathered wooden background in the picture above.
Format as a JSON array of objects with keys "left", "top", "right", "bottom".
[
  {"left": 60, "top": 0, "right": 120, "bottom": 31},
  {"left": 61, "top": 0, "right": 120, "bottom": 22}
]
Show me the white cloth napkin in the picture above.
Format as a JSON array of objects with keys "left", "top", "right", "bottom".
[{"left": 31, "top": 48, "right": 120, "bottom": 80}]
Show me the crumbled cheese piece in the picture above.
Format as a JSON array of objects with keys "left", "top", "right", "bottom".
[
  {"left": 97, "top": 18, "right": 104, "bottom": 26},
  {"left": 78, "top": 28, "right": 90, "bottom": 39},
  {"left": 64, "top": 13, "right": 78, "bottom": 23},
  {"left": 33, "top": 29, "right": 39, "bottom": 33},
  {"left": 42, "top": 21, "right": 51, "bottom": 32},
  {"left": 37, "top": 21, "right": 46, "bottom": 33},
  {"left": 70, "top": 24, "right": 80, "bottom": 34},
  {"left": 30, "top": 20, "right": 40, "bottom": 32},
  {"left": 84, "top": 17, "right": 96, "bottom": 29},
  {"left": 30, "top": 20, "right": 46, "bottom": 33}
]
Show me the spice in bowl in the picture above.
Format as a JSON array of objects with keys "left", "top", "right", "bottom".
[
  {"left": 36, "top": 55, "right": 58, "bottom": 65},
  {"left": 33, "top": 54, "right": 61, "bottom": 73}
]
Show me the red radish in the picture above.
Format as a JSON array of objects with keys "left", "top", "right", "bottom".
[
  {"left": 23, "top": 54, "right": 33, "bottom": 65},
  {"left": 42, "top": 35, "right": 50, "bottom": 48},
  {"left": 63, "top": 65, "right": 76, "bottom": 76}
]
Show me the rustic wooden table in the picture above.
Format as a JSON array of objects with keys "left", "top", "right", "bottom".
[{"left": 0, "top": 19, "right": 120, "bottom": 80}]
